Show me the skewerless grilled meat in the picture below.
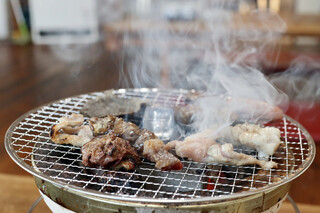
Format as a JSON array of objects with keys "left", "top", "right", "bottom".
[
  {"left": 89, "top": 116, "right": 141, "bottom": 142},
  {"left": 88, "top": 115, "right": 183, "bottom": 170},
  {"left": 135, "top": 129, "right": 158, "bottom": 152},
  {"left": 82, "top": 133, "right": 140, "bottom": 170},
  {"left": 231, "top": 123, "right": 281, "bottom": 159},
  {"left": 166, "top": 127, "right": 278, "bottom": 170},
  {"left": 50, "top": 113, "right": 93, "bottom": 147},
  {"left": 143, "top": 139, "right": 183, "bottom": 170}
]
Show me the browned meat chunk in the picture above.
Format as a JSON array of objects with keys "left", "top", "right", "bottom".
[
  {"left": 89, "top": 116, "right": 116, "bottom": 135},
  {"left": 134, "top": 129, "right": 158, "bottom": 152},
  {"left": 174, "top": 104, "right": 199, "bottom": 125},
  {"left": 82, "top": 133, "right": 140, "bottom": 170},
  {"left": 143, "top": 139, "right": 183, "bottom": 171},
  {"left": 88, "top": 115, "right": 183, "bottom": 170},
  {"left": 50, "top": 113, "right": 93, "bottom": 147},
  {"left": 89, "top": 116, "right": 141, "bottom": 143},
  {"left": 113, "top": 117, "right": 141, "bottom": 142}
]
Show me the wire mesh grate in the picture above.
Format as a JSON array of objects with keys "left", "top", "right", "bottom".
[{"left": 5, "top": 88, "right": 315, "bottom": 202}]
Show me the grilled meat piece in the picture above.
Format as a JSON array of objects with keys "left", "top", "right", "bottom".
[
  {"left": 82, "top": 133, "right": 140, "bottom": 170},
  {"left": 89, "top": 116, "right": 116, "bottom": 135},
  {"left": 50, "top": 113, "right": 93, "bottom": 147},
  {"left": 205, "top": 143, "right": 277, "bottom": 170},
  {"left": 89, "top": 116, "right": 156, "bottom": 149},
  {"left": 174, "top": 104, "right": 198, "bottom": 125},
  {"left": 166, "top": 137, "right": 216, "bottom": 162},
  {"left": 112, "top": 159, "right": 137, "bottom": 170},
  {"left": 135, "top": 129, "right": 158, "bottom": 152},
  {"left": 113, "top": 117, "right": 141, "bottom": 142},
  {"left": 231, "top": 123, "right": 281, "bottom": 159},
  {"left": 166, "top": 133, "right": 277, "bottom": 170},
  {"left": 143, "top": 139, "right": 183, "bottom": 170},
  {"left": 51, "top": 114, "right": 183, "bottom": 171},
  {"left": 89, "top": 116, "right": 183, "bottom": 170},
  {"left": 89, "top": 116, "right": 141, "bottom": 143}
]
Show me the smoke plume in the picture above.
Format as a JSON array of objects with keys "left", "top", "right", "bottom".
[{"left": 118, "top": 1, "right": 289, "bottom": 134}]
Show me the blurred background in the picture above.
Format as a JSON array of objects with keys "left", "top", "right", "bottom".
[{"left": 0, "top": 0, "right": 319, "bottom": 212}]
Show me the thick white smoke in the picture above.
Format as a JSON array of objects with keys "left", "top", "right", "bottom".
[
  {"left": 117, "top": 1, "right": 289, "bottom": 134},
  {"left": 45, "top": 0, "right": 319, "bottom": 136}
]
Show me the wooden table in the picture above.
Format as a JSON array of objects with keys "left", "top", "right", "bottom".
[
  {"left": 0, "top": 42, "right": 120, "bottom": 175},
  {"left": 0, "top": 173, "right": 50, "bottom": 213},
  {"left": 0, "top": 173, "right": 319, "bottom": 213},
  {"left": 0, "top": 42, "right": 320, "bottom": 210}
]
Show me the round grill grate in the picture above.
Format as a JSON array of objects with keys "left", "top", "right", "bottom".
[{"left": 5, "top": 88, "right": 315, "bottom": 204}]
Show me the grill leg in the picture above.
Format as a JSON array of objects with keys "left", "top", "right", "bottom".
[
  {"left": 27, "top": 196, "right": 43, "bottom": 213},
  {"left": 287, "top": 194, "right": 300, "bottom": 213}
]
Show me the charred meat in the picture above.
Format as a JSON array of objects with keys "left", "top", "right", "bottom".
[
  {"left": 50, "top": 112, "right": 281, "bottom": 172},
  {"left": 50, "top": 113, "right": 93, "bottom": 147},
  {"left": 89, "top": 116, "right": 116, "bottom": 135},
  {"left": 143, "top": 139, "right": 183, "bottom": 170},
  {"left": 89, "top": 116, "right": 141, "bottom": 143},
  {"left": 51, "top": 114, "right": 183, "bottom": 171},
  {"left": 113, "top": 117, "right": 142, "bottom": 142},
  {"left": 82, "top": 133, "right": 140, "bottom": 170},
  {"left": 89, "top": 116, "right": 183, "bottom": 170},
  {"left": 134, "top": 129, "right": 158, "bottom": 152}
]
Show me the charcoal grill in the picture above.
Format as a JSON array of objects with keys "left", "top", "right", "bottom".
[{"left": 5, "top": 88, "right": 315, "bottom": 212}]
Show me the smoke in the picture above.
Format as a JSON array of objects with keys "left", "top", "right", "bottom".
[
  {"left": 42, "top": 0, "right": 319, "bottom": 136},
  {"left": 116, "top": 1, "right": 289, "bottom": 134},
  {"left": 270, "top": 56, "right": 320, "bottom": 121},
  {"left": 270, "top": 56, "right": 320, "bottom": 102}
]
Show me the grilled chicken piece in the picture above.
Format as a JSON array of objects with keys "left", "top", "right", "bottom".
[
  {"left": 166, "top": 137, "right": 216, "bottom": 162},
  {"left": 166, "top": 134, "right": 277, "bottom": 170},
  {"left": 89, "top": 116, "right": 116, "bottom": 135},
  {"left": 231, "top": 123, "right": 281, "bottom": 159},
  {"left": 89, "top": 116, "right": 183, "bottom": 170},
  {"left": 205, "top": 143, "right": 277, "bottom": 170},
  {"left": 134, "top": 129, "right": 158, "bottom": 152},
  {"left": 113, "top": 117, "right": 141, "bottom": 142},
  {"left": 82, "top": 133, "right": 140, "bottom": 170},
  {"left": 89, "top": 116, "right": 141, "bottom": 143},
  {"left": 50, "top": 113, "right": 93, "bottom": 147},
  {"left": 143, "top": 139, "right": 183, "bottom": 170}
]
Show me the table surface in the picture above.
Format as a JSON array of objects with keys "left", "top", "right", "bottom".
[
  {"left": 0, "top": 42, "right": 319, "bottom": 211},
  {"left": 0, "top": 173, "right": 319, "bottom": 213}
]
